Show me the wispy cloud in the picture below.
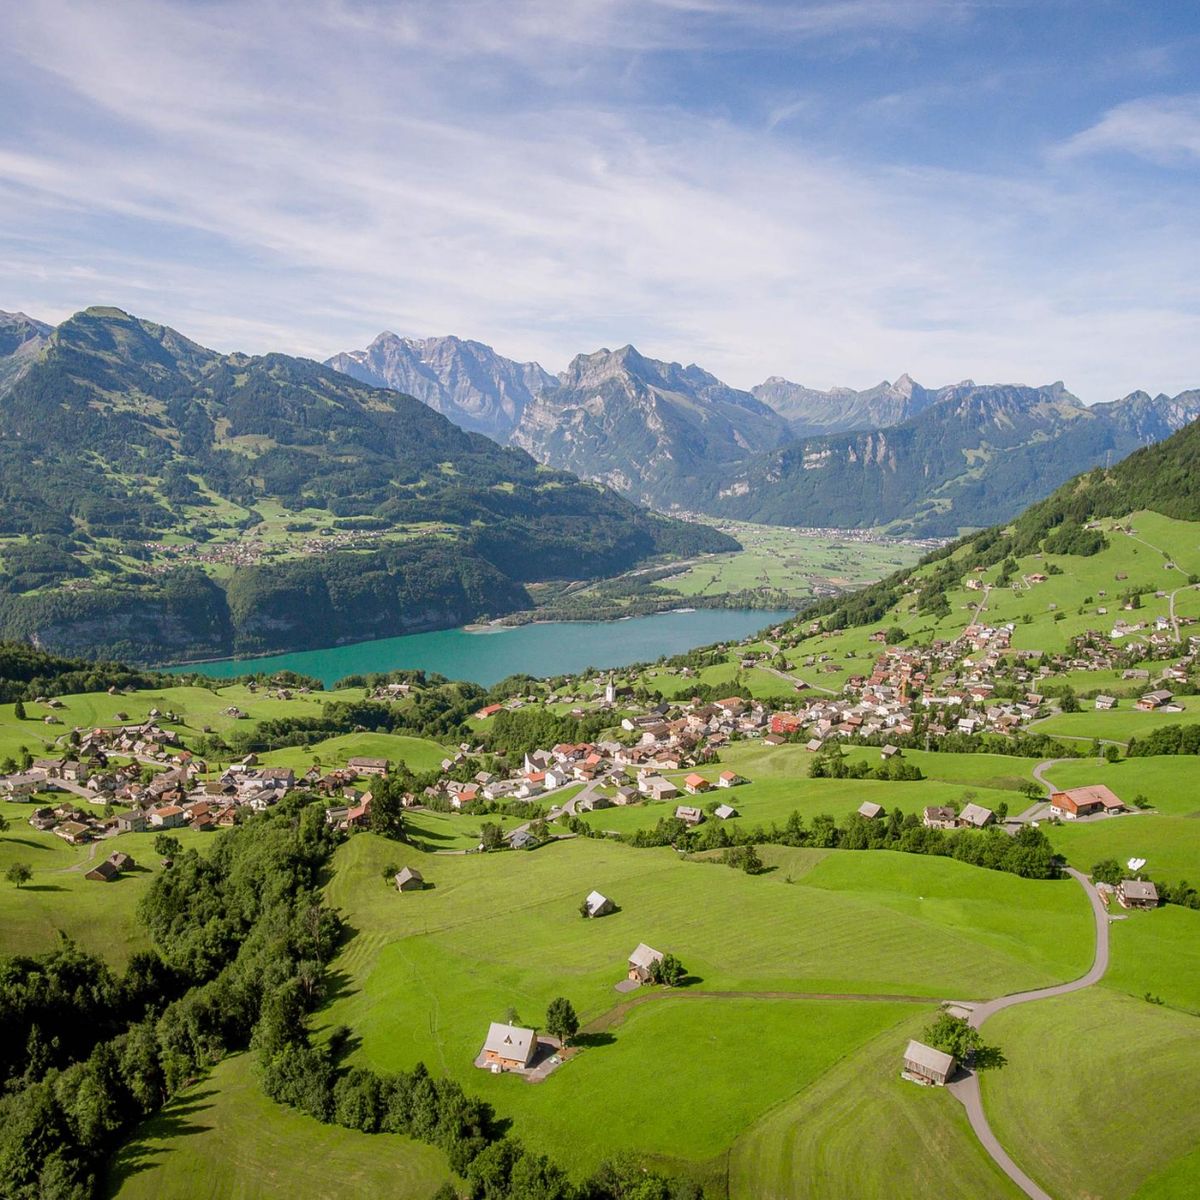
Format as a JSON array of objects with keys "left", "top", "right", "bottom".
[
  {"left": 0, "top": 0, "right": 1197, "bottom": 403},
  {"left": 1056, "top": 94, "right": 1200, "bottom": 165}
]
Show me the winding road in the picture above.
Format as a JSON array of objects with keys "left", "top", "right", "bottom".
[{"left": 946, "top": 868, "right": 1111, "bottom": 1200}]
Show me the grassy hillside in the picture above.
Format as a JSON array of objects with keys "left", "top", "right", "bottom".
[
  {"left": 981, "top": 990, "right": 1200, "bottom": 1200},
  {"left": 106, "top": 1054, "right": 452, "bottom": 1199}
]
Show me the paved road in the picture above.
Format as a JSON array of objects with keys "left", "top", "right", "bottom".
[
  {"left": 761, "top": 640, "right": 837, "bottom": 694},
  {"left": 946, "top": 869, "right": 1111, "bottom": 1200}
]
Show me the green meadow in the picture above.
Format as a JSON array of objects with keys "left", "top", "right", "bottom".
[
  {"left": 981, "top": 988, "right": 1200, "bottom": 1200},
  {"left": 315, "top": 832, "right": 1094, "bottom": 1181},
  {"left": 1040, "top": 758, "right": 1200, "bottom": 888},
  {"left": 106, "top": 1054, "right": 452, "bottom": 1200},
  {"left": 726, "top": 1009, "right": 1024, "bottom": 1200},
  {"left": 0, "top": 801, "right": 209, "bottom": 968}
]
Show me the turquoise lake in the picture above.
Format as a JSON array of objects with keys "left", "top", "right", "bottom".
[{"left": 170, "top": 608, "right": 793, "bottom": 688}]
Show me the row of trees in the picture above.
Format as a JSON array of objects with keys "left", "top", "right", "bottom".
[{"left": 619, "top": 807, "right": 1064, "bottom": 880}]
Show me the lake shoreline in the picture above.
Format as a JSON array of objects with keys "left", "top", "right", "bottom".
[{"left": 165, "top": 608, "right": 795, "bottom": 688}]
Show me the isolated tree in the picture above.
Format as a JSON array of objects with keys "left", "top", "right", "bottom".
[
  {"left": 6, "top": 862, "right": 31, "bottom": 889},
  {"left": 0, "top": 813, "right": 8, "bottom": 837},
  {"left": 381, "top": 863, "right": 399, "bottom": 885},
  {"left": 1104, "top": 744, "right": 1121, "bottom": 763},
  {"left": 153, "top": 833, "right": 181, "bottom": 859},
  {"left": 1091, "top": 858, "right": 1123, "bottom": 887},
  {"left": 923, "top": 1012, "right": 984, "bottom": 1061},
  {"left": 13, "top": 698, "right": 26, "bottom": 720},
  {"left": 650, "top": 953, "right": 685, "bottom": 988},
  {"left": 545, "top": 997, "right": 579, "bottom": 1046},
  {"left": 578, "top": 897, "right": 592, "bottom": 919},
  {"left": 479, "top": 822, "right": 504, "bottom": 851}
]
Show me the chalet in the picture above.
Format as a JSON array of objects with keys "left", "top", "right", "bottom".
[
  {"left": 717, "top": 770, "right": 742, "bottom": 788},
  {"left": 1049, "top": 785, "right": 1125, "bottom": 820},
  {"left": 713, "top": 803, "right": 738, "bottom": 821},
  {"left": 683, "top": 773, "right": 711, "bottom": 795},
  {"left": 55, "top": 821, "right": 91, "bottom": 845},
  {"left": 1137, "top": 689, "right": 1174, "bottom": 712},
  {"left": 627, "top": 943, "right": 664, "bottom": 983},
  {"left": 923, "top": 806, "right": 957, "bottom": 831},
  {"left": 957, "top": 803, "right": 995, "bottom": 829},
  {"left": 583, "top": 890, "right": 615, "bottom": 918},
  {"left": 481, "top": 1022, "right": 537, "bottom": 1071},
  {"left": 347, "top": 756, "right": 389, "bottom": 777},
  {"left": 857, "top": 801, "right": 885, "bottom": 820},
  {"left": 614, "top": 786, "right": 638, "bottom": 806},
  {"left": 674, "top": 805, "right": 704, "bottom": 826},
  {"left": 116, "top": 810, "right": 147, "bottom": 834},
  {"left": 1117, "top": 879, "right": 1159, "bottom": 910},
  {"left": 1094, "top": 695, "right": 1117, "bottom": 711},
  {"left": 902, "top": 1039, "right": 956, "bottom": 1087},
  {"left": 1, "top": 773, "right": 43, "bottom": 798},
  {"left": 641, "top": 776, "right": 679, "bottom": 801},
  {"left": 394, "top": 867, "right": 424, "bottom": 892}
]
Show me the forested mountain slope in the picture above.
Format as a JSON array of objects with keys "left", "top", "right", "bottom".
[{"left": 0, "top": 308, "right": 733, "bottom": 662}]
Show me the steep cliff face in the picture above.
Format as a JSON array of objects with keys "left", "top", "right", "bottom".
[
  {"left": 0, "top": 311, "right": 53, "bottom": 392},
  {"left": 751, "top": 372, "right": 936, "bottom": 434},
  {"left": 699, "top": 381, "right": 1200, "bottom": 535},
  {"left": 327, "top": 332, "right": 554, "bottom": 440},
  {"left": 510, "top": 345, "right": 792, "bottom": 507}
]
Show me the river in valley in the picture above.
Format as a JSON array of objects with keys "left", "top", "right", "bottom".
[{"left": 170, "top": 608, "right": 794, "bottom": 688}]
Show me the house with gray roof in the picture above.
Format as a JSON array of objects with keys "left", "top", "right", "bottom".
[
  {"left": 583, "top": 890, "right": 615, "bottom": 918},
  {"left": 627, "top": 943, "right": 664, "bottom": 983},
  {"left": 481, "top": 1022, "right": 537, "bottom": 1071},
  {"left": 394, "top": 866, "right": 424, "bottom": 891},
  {"left": 902, "top": 1039, "right": 956, "bottom": 1086},
  {"left": 957, "top": 802, "right": 995, "bottom": 829},
  {"left": 1117, "top": 879, "right": 1159, "bottom": 909}
]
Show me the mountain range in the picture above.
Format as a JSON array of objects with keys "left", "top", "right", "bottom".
[
  {"left": 327, "top": 333, "right": 1200, "bottom": 535},
  {"left": 0, "top": 308, "right": 731, "bottom": 662}
]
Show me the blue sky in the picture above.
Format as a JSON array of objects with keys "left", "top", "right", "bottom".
[{"left": 2, "top": 0, "right": 1197, "bottom": 399}]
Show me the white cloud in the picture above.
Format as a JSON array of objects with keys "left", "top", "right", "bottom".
[
  {"left": 1056, "top": 94, "right": 1200, "bottom": 165},
  {"left": 0, "top": 1, "right": 1196, "bottom": 404}
]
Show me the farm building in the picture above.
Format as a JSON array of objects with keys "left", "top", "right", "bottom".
[
  {"left": 347, "top": 756, "right": 389, "bottom": 776},
  {"left": 922, "top": 806, "right": 957, "bottom": 830},
  {"left": 880, "top": 744, "right": 900, "bottom": 759},
  {"left": 1136, "top": 690, "right": 1174, "bottom": 711},
  {"left": 628, "top": 943, "right": 664, "bottom": 983},
  {"left": 713, "top": 803, "right": 738, "bottom": 821},
  {"left": 1117, "top": 879, "right": 1159, "bottom": 910},
  {"left": 394, "top": 867, "right": 424, "bottom": 891},
  {"left": 108, "top": 851, "right": 135, "bottom": 872},
  {"left": 675, "top": 805, "right": 704, "bottom": 826},
  {"left": 641, "top": 776, "right": 679, "bottom": 801},
  {"left": 481, "top": 1022, "right": 537, "bottom": 1071},
  {"left": 857, "top": 801, "right": 885, "bottom": 820},
  {"left": 1049, "top": 786, "right": 1125, "bottom": 820},
  {"left": 583, "top": 890, "right": 615, "bottom": 918},
  {"left": 902, "top": 1040, "right": 957, "bottom": 1087},
  {"left": 958, "top": 803, "right": 995, "bottom": 829},
  {"left": 805, "top": 738, "right": 823, "bottom": 752},
  {"left": 1095, "top": 695, "right": 1117, "bottom": 710},
  {"left": 85, "top": 860, "right": 121, "bottom": 882}
]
